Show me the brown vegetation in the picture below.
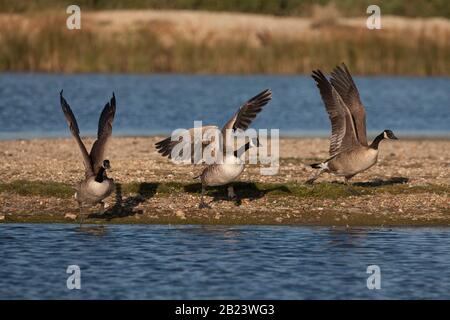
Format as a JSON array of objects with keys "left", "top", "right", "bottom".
[{"left": 0, "top": 10, "right": 449, "bottom": 74}]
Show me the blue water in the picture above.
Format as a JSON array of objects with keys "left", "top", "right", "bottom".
[
  {"left": 1, "top": 224, "right": 450, "bottom": 299},
  {"left": 0, "top": 74, "right": 449, "bottom": 139}
]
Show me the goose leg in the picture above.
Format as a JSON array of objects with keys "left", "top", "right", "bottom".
[
  {"left": 344, "top": 175, "right": 360, "bottom": 195},
  {"left": 199, "top": 184, "right": 211, "bottom": 209},
  {"left": 78, "top": 205, "right": 84, "bottom": 228},
  {"left": 344, "top": 176, "right": 351, "bottom": 185},
  {"left": 99, "top": 201, "right": 106, "bottom": 214},
  {"left": 227, "top": 185, "right": 237, "bottom": 200},
  {"left": 306, "top": 169, "right": 324, "bottom": 185}
]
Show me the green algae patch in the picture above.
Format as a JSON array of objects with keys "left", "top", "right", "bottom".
[
  {"left": 0, "top": 180, "right": 73, "bottom": 198},
  {"left": 1, "top": 180, "right": 448, "bottom": 200}
]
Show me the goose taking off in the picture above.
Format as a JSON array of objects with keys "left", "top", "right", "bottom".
[
  {"left": 60, "top": 91, "right": 116, "bottom": 225},
  {"left": 307, "top": 63, "right": 398, "bottom": 185},
  {"left": 155, "top": 89, "right": 272, "bottom": 208}
]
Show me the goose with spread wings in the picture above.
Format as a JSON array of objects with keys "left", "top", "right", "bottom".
[
  {"left": 307, "top": 63, "right": 398, "bottom": 185},
  {"left": 60, "top": 91, "right": 116, "bottom": 224},
  {"left": 155, "top": 89, "right": 272, "bottom": 208}
]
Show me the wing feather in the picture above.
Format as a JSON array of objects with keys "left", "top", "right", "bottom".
[
  {"left": 155, "top": 125, "right": 219, "bottom": 164},
  {"left": 330, "top": 63, "right": 368, "bottom": 146},
  {"left": 60, "top": 90, "right": 94, "bottom": 178},
  {"left": 89, "top": 93, "right": 116, "bottom": 174},
  {"left": 221, "top": 89, "right": 272, "bottom": 148},
  {"left": 311, "top": 70, "right": 359, "bottom": 156}
]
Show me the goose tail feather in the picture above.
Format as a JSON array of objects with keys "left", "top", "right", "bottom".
[
  {"left": 310, "top": 162, "right": 329, "bottom": 170},
  {"left": 310, "top": 163, "right": 322, "bottom": 169}
]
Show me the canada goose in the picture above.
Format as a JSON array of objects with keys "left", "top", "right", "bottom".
[
  {"left": 60, "top": 91, "right": 116, "bottom": 225},
  {"left": 306, "top": 63, "right": 398, "bottom": 185},
  {"left": 155, "top": 89, "right": 272, "bottom": 208}
]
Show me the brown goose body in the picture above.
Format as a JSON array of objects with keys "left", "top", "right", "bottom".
[
  {"left": 76, "top": 176, "right": 115, "bottom": 206},
  {"left": 200, "top": 156, "right": 245, "bottom": 187},
  {"left": 307, "top": 63, "right": 397, "bottom": 184},
  {"left": 155, "top": 89, "right": 272, "bottom": 208},
  {"left": 60, "top": 91, "right": 116, "bottom": 223},
  {"left": 326, "top": 146, "right": 378, "bottom": 177}
]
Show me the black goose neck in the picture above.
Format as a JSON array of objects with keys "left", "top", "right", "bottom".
[
  {"left": 95, "top": 167, "right": 106, "bottom": 183},
  {"left": 370, "top": 133, "right": 384, "bottom": 150},
  {"left": 234, "top": 142, "right": 251, "bottom": 157}
]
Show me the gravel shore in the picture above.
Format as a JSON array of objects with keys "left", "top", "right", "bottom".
[{"left": 1, "top": 137, "right": 449, "bottom": 226}]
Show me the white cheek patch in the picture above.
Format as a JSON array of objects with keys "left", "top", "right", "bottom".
[{"left": 384, "top": 132, "right": 388, "bottom": 139}]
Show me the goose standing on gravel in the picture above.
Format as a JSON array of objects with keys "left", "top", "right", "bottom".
[
  {"left": 307, "top": 63, "right": 398, "bottom": 185},
  {"left": 60, "top": 91, "right": 116, "bottom": 224},
  {"left": 156, "top": 89, "right": 272, "bottom": 208}
]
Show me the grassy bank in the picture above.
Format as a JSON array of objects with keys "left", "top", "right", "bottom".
[
  {"left": 1, "top": 180, "right": 449, "bottom": 226},
  {"left": 0, "top": 10, "right": 449, "bottom": 75},
  {"left": 1, "top": 0, "right": 449, "bottom": 18},
  {"left": 1, "top": 179, "right": 449, "bottom": 199},
  {"left": 1, "top": 137, "right": 449, "bottom": 226}
]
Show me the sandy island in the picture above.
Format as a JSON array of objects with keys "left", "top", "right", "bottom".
[{"left": 0, "top": 137, "right": 449, "bottom": 226}]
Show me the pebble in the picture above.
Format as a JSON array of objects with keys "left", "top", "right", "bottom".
[
  {"left": 1, "top": 137, "right": 449, "bottom": 226},
  {"left": 176, "top": 210, "right": 186, "bottom": 220},
  {"left": 64, "top": 213, "right": 77, "bottom": 220}
]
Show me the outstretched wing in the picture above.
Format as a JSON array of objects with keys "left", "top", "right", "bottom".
[
  {"left": 60, "top": 90, "right": 94, "bottom": 178},
  {"left": 89, "top": 93, "right": 116, "bottom": 174},
  {"left": 221, "top": 89, "right": 272, "bottom": 148},
  {"left": 330, "top": 63, "right": 368, "bottom": 146},
  {"left": 155, "top": 125, "right": 219, "bottom": 163},
  {"left": 311, "top": 70, "right": 359, "bottom": 157}
]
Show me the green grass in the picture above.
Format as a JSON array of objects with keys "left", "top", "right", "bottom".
[
  {"left": 1, "top": 180, "right": 449, "bottom": 200},
  {"left": 1, "top": 179, "right": 449, "bottom": 226},
  {"left": 0, "top": 180, "right": 74, "bottom": 198},
  {"left": 122, "top": 181, "right": 184, "bottom": 196}
]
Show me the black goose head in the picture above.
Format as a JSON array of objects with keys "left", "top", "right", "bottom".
[
  {"left": 370, "top": 129, "right": 398, "bottom": 149},
  {"left": 102, "top": 159, "right": 111, "bottom": 170},
  {"left": 383, "top": 129, "right": 398, "bottom": 140}
]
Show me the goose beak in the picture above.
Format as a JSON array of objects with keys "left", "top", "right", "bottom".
[
  {"left": 249, "top": 137, "right": 261, "bottom": 148},
  {"left": 384, "top": 130, "right": 398, "bottom": 140}
]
